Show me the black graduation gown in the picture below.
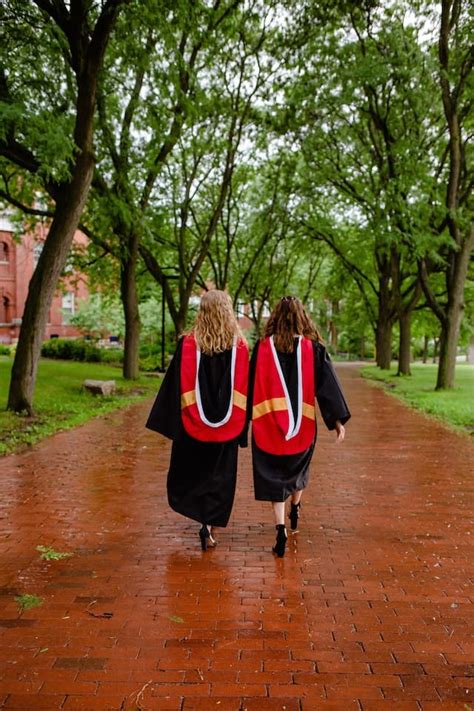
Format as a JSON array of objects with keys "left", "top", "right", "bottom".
[
  {"left": 248, "top": 339, "right": 351, "bottom": 502},
  {"left": 145, "top": 338, "right": 241, "bottom": 527}
]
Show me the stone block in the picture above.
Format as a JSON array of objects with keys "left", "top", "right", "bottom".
[{"left": 83, "top": 379, "right": 116, "bottom": 396}]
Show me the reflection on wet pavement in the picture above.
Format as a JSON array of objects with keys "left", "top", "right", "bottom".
[{"left": 0, "top": 365, "right": 473, "bottom": 709}]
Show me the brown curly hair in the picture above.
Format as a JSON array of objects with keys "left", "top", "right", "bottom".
[
  {"left": 193, "top": 290, "right": 245, "bottom": 355},
  {"left": 264, "top": 296, "right": 323, "bottom": 353}
]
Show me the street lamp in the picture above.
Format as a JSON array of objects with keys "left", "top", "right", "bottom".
[{"left": 160, "top": 269, "right": 178, "bottom": 372}]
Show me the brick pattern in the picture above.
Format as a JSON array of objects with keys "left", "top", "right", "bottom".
[{"left": 0, "top": 366, "right": 473, "bottom": 710}]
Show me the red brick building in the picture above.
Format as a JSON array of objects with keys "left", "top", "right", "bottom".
[{"left": 0, "top": 215, "right": 89, "bottom": 344}]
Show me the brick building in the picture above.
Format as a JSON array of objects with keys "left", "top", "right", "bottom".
[{"left": 0, "top": 215, "right": 89, "bottom": 344}]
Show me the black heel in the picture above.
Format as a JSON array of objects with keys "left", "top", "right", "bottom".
[
  {"left": 199, "top": 525, "right": 216, "bottom": 551},
  {"left": 289, "top": 502, "right": 301, "bottom": 531},
  {"left": 272, "top": 524, "right": 287, "bottom": 558},
  {"left": 199, "top": 525, "right": 209, "bottom": 551}
]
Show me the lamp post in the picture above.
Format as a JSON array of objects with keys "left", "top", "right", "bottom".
[{"left": 160, "top": 269, "right": 179, "bottom": 372}]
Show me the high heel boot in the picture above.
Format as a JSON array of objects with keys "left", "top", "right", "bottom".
[
  {"left": 272, "top": 524, "right": 288, "bottom": 558},
  {"left": 198, "top": 525, "right": 216, "bottom": 551},
  {"left": 289, "top": 502, "right": 301, "bottom": 531}
]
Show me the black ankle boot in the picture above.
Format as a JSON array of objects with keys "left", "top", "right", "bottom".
[
  {"left": 272, "top": 524, "right": 287, "bottom": 557},
  {"left": 289, "top": 502, "right": 301, "bottom": 531}
]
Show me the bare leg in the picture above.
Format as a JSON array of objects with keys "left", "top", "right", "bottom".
[
  {"left": 207, "top": 525, "right": 216, "bottom": 545},
  {"left": 272, "top": 501, "right": 286, "bottom": 526},
  {"left": 291, "top": 490, "right": 303, "bottom": 505}
]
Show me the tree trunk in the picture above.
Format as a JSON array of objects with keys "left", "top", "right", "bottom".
[
  {"left": 433, "top": 337, "right": 439, "bottom": 363},
  {"left": 422, "top": 335, "right": 429, "bottom": 364},
  {"left": 360, "top": 336, "right": 365, "bottom": 360},
  {"left": 120, "top": 234, "right": 140, "bottom": 380},
  {"left": 7, "top": 173, "right": 93, "bottom": 414},
  {"left": 430, "top": 232, "right": 474, "bottom": 387},
  {"left": 5, "top": 2, "right": 124, "bottom": 413},
  {"left": 397, "top": 311, "right": 412, "bottom": 376},
  {"left": 175, "top": 303, "right": 188, "bottom": 340},
  {"left": 468, "top": 338, "right": 474, "bottom": 364},
  {"left": 434, "top": 235, "right": 472, "bottom": 388},
  {"left": 329, "top": 300, "right": 338, "bottom": 349},
  {"left": 375, "top": 315, "right": 392, "bottom": 369},
  {"left": 436, "top": 308, "right": 462, "bottom": 389}
]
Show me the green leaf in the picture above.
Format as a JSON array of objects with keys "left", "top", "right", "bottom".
[
  {"left": 168, "top": 615, "right": 184, "bottom": 623},
  {"left": 36, "top": 545, "right": 73, "bottom": 561}
]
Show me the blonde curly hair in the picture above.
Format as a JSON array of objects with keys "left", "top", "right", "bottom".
[{"left": 193, "top": 290, "right": 245, "bottom": 355}]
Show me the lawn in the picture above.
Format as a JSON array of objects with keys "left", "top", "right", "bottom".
[
  {"left": 361, "top": 362, "right": 474, "bottom": 434},
  {"left": 0, "top": 357, "right": 161, "bottom": 455}
]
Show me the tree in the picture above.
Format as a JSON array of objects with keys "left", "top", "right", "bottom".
[
  {"left": 139, "top": 0, "right": 278, "bottom": 337},
  {"left": 288, "top": 3, "right": 444, "bottom": 373},
  {"left": 88, "top": 1, "right": 247, "bottom": 377},
  {"left": 207, "top": 155, "right": 328, "bottom": 334},
  {"left": 0, "top": 0, "right": 128, "bottom": 413},
  {"left": 69, "top": 294, "right": 125, "bottom": 340},
  {"left": 418, "top": 0, "right": 473, "bottom": 388}
]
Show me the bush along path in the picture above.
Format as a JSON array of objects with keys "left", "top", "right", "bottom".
[{"left": 0, "top": 363, "right": 473, "bottom": 709}]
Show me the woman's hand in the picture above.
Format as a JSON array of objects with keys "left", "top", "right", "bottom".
[{"left": 335, "top": 421, "right": 345, "bottom": 442}]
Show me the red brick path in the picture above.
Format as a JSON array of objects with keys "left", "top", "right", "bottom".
[{"left": 0, "top": 365, "right": 473, "bottom": 710}]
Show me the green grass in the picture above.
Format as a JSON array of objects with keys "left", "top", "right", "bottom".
[
  {"left": 361, "top": 362, "right": 474, "bottom": 434},
  {"left": 0, "top": 357, "right": 160, "bottom": 455},
  {"left": 15, "top": 594, "right": 44, "bottom": 614}
]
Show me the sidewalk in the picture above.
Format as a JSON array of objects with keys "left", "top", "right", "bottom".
[{"left": 0, "top": 365, "right": 473, "bottom": 710}]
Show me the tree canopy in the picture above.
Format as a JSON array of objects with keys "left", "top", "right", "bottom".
[{"left": 0, "top": 0, "right": 472, "bottom": 410}]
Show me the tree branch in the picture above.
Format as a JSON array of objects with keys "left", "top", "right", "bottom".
[
  {"left": 417, "top": 258, "right": 446, "bottom": 324},
  {"left": 0, "top": 189, "right": 54, "bottom": 218}
]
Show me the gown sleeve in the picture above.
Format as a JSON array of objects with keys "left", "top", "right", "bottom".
[
  {"left": 314, "top": 341, "right": 351, "bottom": 430},
  {"left": 145, "top": 337, "right": 184, "bottom": 440},
  {"left": 239, "top": 340, "right": 260, "bottom": 448}
]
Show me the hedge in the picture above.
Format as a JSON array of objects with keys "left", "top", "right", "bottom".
[{"left": 41, "top": 338, "right": 118, "bottom": 363}]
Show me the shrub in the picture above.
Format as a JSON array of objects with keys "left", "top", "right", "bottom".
[
  {"left": 139, "top": 342, "right": 161, "bottom": 358},
  {"left": 41, "top": 338, "right": 101, "bottom": 362},
  {"left": 41, "top": 337, "right": 178, "bottom": 368},
  {"left": 100, "top": 349, "right": 124, "bottom": 364},
  {"left": 139, "top": 341, "right": 175, "bottom": 371},
  {"left": 140, "top": 355, "right": 161, "bottom": 372},
  {"left": 0, "top": 344, "right": 11, "bottom": 355}
]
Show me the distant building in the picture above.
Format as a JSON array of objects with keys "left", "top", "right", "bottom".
[{"left": 0, "top": 215, "right": 89, "bottom": 344}]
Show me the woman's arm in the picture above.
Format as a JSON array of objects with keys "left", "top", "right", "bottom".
[
  {"left": 145, "top": 337, "right": 185, "bottom": 440},
  {"left": 314, "top": 342, "right": 351, "bottom": 432}
]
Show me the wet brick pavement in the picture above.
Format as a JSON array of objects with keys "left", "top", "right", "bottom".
[{"left": 0, "top": 365, "right": 473, "bottom": 710}]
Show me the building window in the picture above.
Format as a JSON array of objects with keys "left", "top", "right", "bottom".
[
  {"left": 0, "top": 241, "right": 8, "bottom": 263},
  {"left": 0, "top": 296, "right": 9, "bottom": 323},
  {"left": 61, "top": 292, "right": 75, "bottom": 324},
  {"left": 252, "top": 299, "right": 270, "bottom": 318},
  {"left": 236, "top": 299, "right": 246, "bottom": 317},
  {"left": 33, "top": 242, "right": 43, "bottom": 266}
]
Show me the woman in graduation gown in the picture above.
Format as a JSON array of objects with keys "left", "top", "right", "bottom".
[
  {"left": 146, "top": 290, "right": 249, "bottom": 550},
  {"left": 248, "top": 296, "right": 350, "bottom": 558}
]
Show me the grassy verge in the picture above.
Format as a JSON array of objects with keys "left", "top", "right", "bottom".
[
  {"left": 361, "top": 362, "right": 474, "bottom": 434},
  {"left": 0, "top": 357, "right": 161, "bottom": 456}
]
